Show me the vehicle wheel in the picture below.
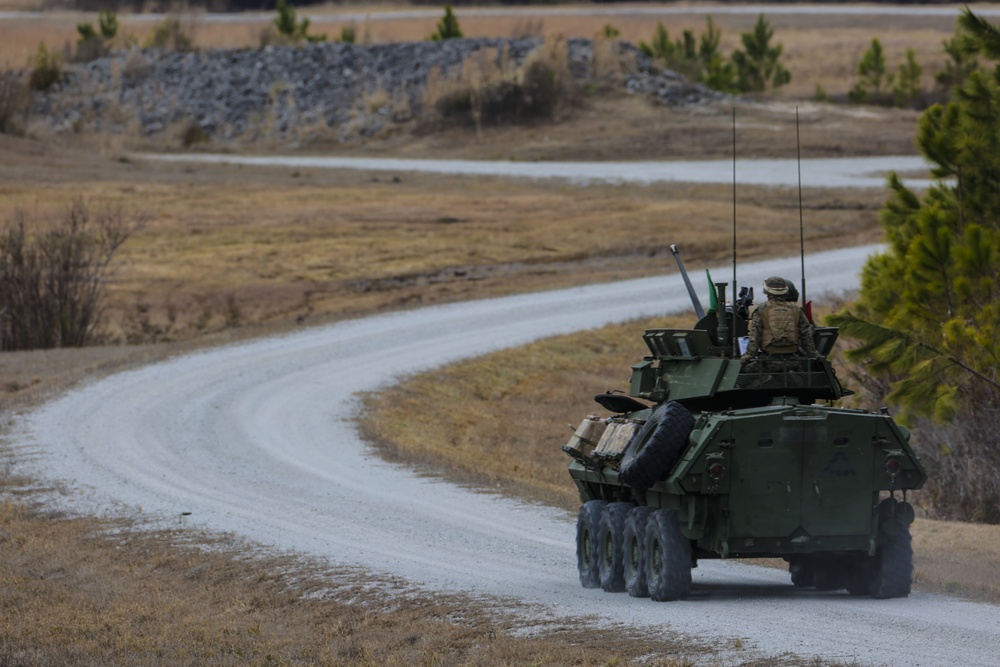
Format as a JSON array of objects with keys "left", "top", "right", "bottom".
[
  {"left": 623, "top": 506, "right": 653, "bottom": 598},
  {"left": 576, "top": 500, "right": 607, "bottom": 589},
  {"left": 812, "top": 560, "right": 845, "bottom": 592},
  {"left": 788, "top": 558, "right": 814, "bottom": 588},
  {"left": 844, "top": 557, "right": 871, "bottom": 596},
  {"left": 619, "top": 401, "right": 695, "bottom": 490},
  {"left": 598, "top": 502, "right": 633, "bottom": 592},
  {"left": 644, "top": 508, "right": 692, "bottom": 601},
  {"left": 869, "top": 523, "right": 913, "bottom": 599}
]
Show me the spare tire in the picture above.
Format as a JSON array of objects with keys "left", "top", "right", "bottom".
[{"left": 619, "top": 401, "right": 694, "bottom": 490}]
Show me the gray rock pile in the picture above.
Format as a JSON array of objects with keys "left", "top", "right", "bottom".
[{"left": 31, "top": 37, "right": 722, "bottom": 142}]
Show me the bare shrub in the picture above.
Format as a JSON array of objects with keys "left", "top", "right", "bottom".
[
  {"left": 510, "top": 17, "right": 544, "bottom": 39},
  {"left": 423, "top": 39, "right": 578, "bottom": 129},
  {"left": 144, "top": 2, "right": 200, "bottom": 51},
  {"left": 0, "top": 71, "right": 30, "bottom": 135},
  {"left": 0, "top": 199, "right": 145, "bottom": 350},
  {"left": 180, "top": 120, "right": 209, "bottom": 147},
  {"left": 521, "top": 37, "right": 577, "bottom": 118},
  {"left": 911, "top": 386, "right": 1000, "bottom": 524},
  {"left": 28, "top": 42, "right": 61, "bottom": 92},
  {"left": 588, "top": 34, "right": 638, "bottom": 91}
]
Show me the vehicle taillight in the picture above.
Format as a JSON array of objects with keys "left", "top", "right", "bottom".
[
  {"left": 884, "top": 458, "right": 902, "bottom": 474},
  {"left": 708, "top": 463, "right": 726, "bottom": 479}
]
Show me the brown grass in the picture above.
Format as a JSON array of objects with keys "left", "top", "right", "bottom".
[
  {"left": 0, "top": 140, "right": 889, "bottom": 353},
  {"left": 362, "top": 316, "right": 1000, "bottom": 605},
  {"left": 0, "top": 500, "right": 731, "bottom": 667}
]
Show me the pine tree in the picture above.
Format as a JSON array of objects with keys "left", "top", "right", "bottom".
[
  {"left": 638, "top": 17, "right": 728, "bottom": 88},
  {"left": 828, "top": 7, "right": 1000, "bottom": 422},
  {"left": 848, "top": 38, "right": 888, "bottom": 104},
  {"left": 935, "top": 34, "right": 978, "bottom": 94},
  {"left": 430, "top": 5, "right": 463, "bottom": 41},
  {"left": 730, "top": 14, "right": 790, "bottom": 92},
  {"left": 892, "top": 48, "right": 922, "bottom": 107}
]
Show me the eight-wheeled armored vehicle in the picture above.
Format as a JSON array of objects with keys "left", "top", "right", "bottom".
[{"left": 563, "top": 262, "right": 926, "bottom": 601}]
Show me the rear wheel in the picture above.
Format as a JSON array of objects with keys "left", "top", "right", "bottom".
[
  {"left": 788, "top": 558, "right": 814, "bottom": 588},
  {"left": 576, "top": 500, "right": 607, "bottom": 588},
  {"left": 645, "top": 509, "right": 692, "bottom": 601},
  {"left": 869, "top": 524, "right": 913, "bottom": 599},
  {"left": 844, "top": 557, "right": 871, "bottom": 596},
  {"left": 623, "top": 506, "right": 653, "bottom": 598},
  {"left": 598, "top": 502, "right": 633, "bottom": 592},
  {"left": 812, "top": 561, "right": 845, "bottom": 592}
]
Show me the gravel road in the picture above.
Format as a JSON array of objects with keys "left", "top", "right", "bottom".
[
  {"left": 144, "top": 153, "right": 933, "bottom": 189},
  {"left": 16, "top": 245, "right": 1000, "bottom": 666}
]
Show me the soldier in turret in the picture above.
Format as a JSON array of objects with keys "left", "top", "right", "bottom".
[{"left": 741, "top": 276, "right": 819, "bottom": 366}]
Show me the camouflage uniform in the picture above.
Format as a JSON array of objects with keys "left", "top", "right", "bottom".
[{"left": 740, "top": 276, "right": 819, "bottom": 368}]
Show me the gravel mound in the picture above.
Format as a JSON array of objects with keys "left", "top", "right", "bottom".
[{"left": 30, "top": 38, "right": 722, "bottom": 142}]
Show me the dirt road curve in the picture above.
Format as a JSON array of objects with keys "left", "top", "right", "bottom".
[{"left": 17, "top": 245, "right": 1000, "bottom": 666}]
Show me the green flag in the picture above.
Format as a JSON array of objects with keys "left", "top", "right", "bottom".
[{"left": 706, "top": 269, "right": 717, "bottom": 313}]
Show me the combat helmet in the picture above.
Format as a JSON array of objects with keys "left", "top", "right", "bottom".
[
  {"left": 763, "top": 276, "right": 788, "bottom": 296},
  {"left": 781, "top": 278, "right": 799, "bottom": 303}
]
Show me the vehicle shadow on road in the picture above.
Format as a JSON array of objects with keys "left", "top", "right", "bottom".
[{"left": 687, "top": 582, "right": 866, "bottom": 602}]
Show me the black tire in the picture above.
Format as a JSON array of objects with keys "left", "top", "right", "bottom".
[
  {"left": 619, "top": 401, "right": 695, "bottom": 490},
  {"left": 788, "top": 558, "right": 815, "bottom": 588},
  {"left": 644, "top": 509, "right": 692, "bottom": 601},
  {"left": 576, "top": 500, "right": 607, "bottom": 589},
  {"left": 624, "top": 506, "right": 653, "bottom": 598},
  {"left": 844, "top": 557, "right": 871, "bottom": 596},
  {"left": 598, "top": 502, "right": 633, "bottom": 592},
  {"left": 813, "top": 560, "right": 845, "bottom": 592},
  {"left": 869, "top": 523, "right": 913, "bottom": 599}
]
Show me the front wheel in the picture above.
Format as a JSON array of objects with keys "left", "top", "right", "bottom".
[{"left": 645, "top": 508, "right": 692, "bottom": 601}]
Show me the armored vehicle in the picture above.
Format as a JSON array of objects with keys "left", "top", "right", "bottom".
[{"left": 563, "top": 260, "right": 926, "bottom": 601}]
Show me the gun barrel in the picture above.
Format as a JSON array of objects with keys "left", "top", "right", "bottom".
[{"left": 670, "top": 245, "right": 706, "bottom": 320}]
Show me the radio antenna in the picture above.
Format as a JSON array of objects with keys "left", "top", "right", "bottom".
[
  {"left": 796, "top": 106, "right": 806, "bottom": 308},
  {"left": 731, "top": 107, "right": 739, "bottom": 358}
]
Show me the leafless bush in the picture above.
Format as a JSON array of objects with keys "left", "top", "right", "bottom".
[
  {"left": 0, "top": 199, "right": 145, "bottom": 350},
  {"left": 423, "top": 38, "right": 578, "bottom": 129},
  {"left": 911, "top": 386, "right": 1000, "bottom": 524},
  {"left": 0, "top": 71, "right": 31, "bottom": 135},
  {"left": 510, "top": 17, "right": 544, "bottom": 39}
]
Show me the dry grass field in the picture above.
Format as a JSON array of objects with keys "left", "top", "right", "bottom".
[{"left": 0, "top": 4, "right": 995, "bottom": 665}]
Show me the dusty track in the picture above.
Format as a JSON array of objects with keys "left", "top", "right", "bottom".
[{"left": 16, "top": 246, "right": 1000, "bottom": 667}]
